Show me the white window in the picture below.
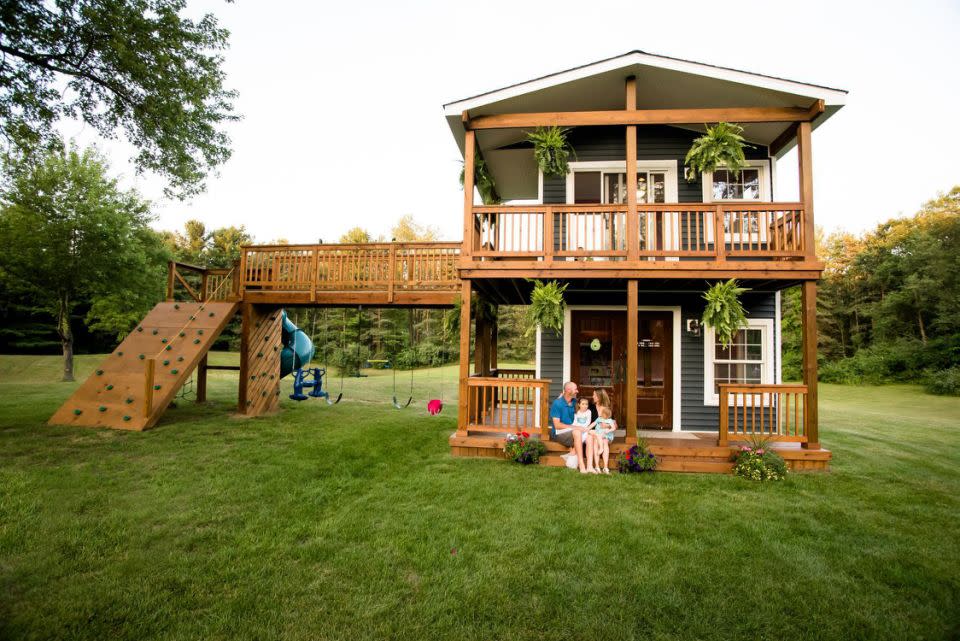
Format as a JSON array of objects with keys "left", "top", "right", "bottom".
[
  {"left": 564, "top": 161, "right": 679, "bottom": 205},
  {"left": 703, "top": 318, "right": 774, "bottom": 406},
  {"left": 701, "top": 159, "right": 771, "bottom": 203}
]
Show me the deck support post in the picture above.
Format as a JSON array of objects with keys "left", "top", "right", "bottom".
[
  {"left": 238, "top": 302, "right": 252, "bottom": 413},
  {"left": 475, "top": 311, "right": 488, "bottom": 377},
  {"left": 626, "top": 280, "right": 638, "bottom": 443},
  {"left": 625, "top": 76, "right": 638, "bottom": 261},
  {"left": 801, "top": 281, "right": 820, "bottom": 449},
  {"left": 196, "top": 355, "right": 208, "bottom": 403},
  {"left": 490, "top": 307, "right": 498, "bottom": 372},
  {"left": 797, "top": 121, "right": 815, "bottom": 259},
  {"left": 462, "top": 127, "right": 476, "bottom": 261},
  {"left": 457, "top": 279, "right": 473, "bottom": 435}
]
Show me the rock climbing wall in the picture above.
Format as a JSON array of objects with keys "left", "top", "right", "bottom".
[
  {"left": 48, "top": 301, "right": 239, "bottom": 431},
  {"left": 239, "top": 304, "right": 283, "bottom": 416}
]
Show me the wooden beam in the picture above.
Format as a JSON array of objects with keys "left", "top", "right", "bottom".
[
  {"left": 196, "top": 354, "right": 208, "bottom": 403},
  {"left": 462, "top": 130, "right": 476, "bottom": 259},
  {"left": 457, "top": 280, "right": 473, "bottom": 435},
  {"left": 801, "top": 281, "right": 819, "bottom": 449},
  {"left": 797, "top": 121, "right": 816, "bottom": 259},
  {"left": 466, "top": 105, "right": 820, "bottom": 130},
  {"left": 626, "top": 280, "right": 638, "bottom": 442},
  {"left": 769, "top": 122, "right": 799, "bottom": 157},
  {"left": 625, "top": 76, "right": 638, "bottom": 262},
  {"left": 237, "top": 302, "right": 252, "bottom": 413},
  {"left": 490, "top": 306, "right": 499, "bottom": 372}
]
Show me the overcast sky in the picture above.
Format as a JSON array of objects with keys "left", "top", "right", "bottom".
[{"left": 64, "top": 0, "right": 960, "bottom": 244}]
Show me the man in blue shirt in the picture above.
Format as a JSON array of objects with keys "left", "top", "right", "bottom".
[{"left": 549, "top": 381, "right": 595, "bottom": 473}]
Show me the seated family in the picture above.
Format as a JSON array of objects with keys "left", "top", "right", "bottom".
[{"left": 549, "top": 381, "right": 617, "bottom": 474}]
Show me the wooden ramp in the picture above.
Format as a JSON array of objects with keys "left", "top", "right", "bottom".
[{"left": 49, "top": 301, "right": 239, "bottom": 431}]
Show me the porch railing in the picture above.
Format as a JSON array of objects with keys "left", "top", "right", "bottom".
[
  {"left": 718, "top": 384, "right": 809, "bottom": 446},
  {"left": 166, "top": 261, "right": 240, "bottom": 302},
  {"left": 491, "top": 367, "right": 537, "bottom": 380},
  {"left": 239, "top": 242, "right": 461, "bottom": 294},
  {"left": 469, "top": 203, "right": 806, "bottom": 262},
  {"left": 464, "top": 376, "right": 551, "bottom": 439}
]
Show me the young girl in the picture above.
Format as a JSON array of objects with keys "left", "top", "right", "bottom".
[
  {"left": 573, "top": 398, "right": 592, "bottom": 430},
  {"left": 590, "top": 406, "right": 617, "bottom": 474}
]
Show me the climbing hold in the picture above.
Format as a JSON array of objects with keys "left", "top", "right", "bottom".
[
  {"left": 117, "top": 351, "right": 123, "bottom": 356},
  {"left": 193, "top": 339, "right": 201, "bottom": 345},
  {"left": 174, "top": 303, "right": 180, "bottom": 310},
  {"left": 273, "top": 346, "right": 278, "bottom": 352},
  {"left": 73, "top": 409, "right": 82, "bottom": 416},
  {"left": 106, "top": 384, "right": 114, "bottom": 391},
  {"left": 197, "top": 329, "right": 204, "bottom": 335},
  {"left": 165, "top": 345, "right": 173, "bottom": 351},
  {"left": 189, "top": 315, "right": 196, "bottom": 320},
  {"left": 161, "top": 338, "right": 168, "bottom": 344},
  {"left": 179, "top": 331, "right": 186, "bottom": 337},
  {"left": 137, "top": 326, "right": 143, "bottom": 332},
  {"left": 162, "top": 359, "right": 170, "bottom": 366},
  {"left": 209, "top": 312, "right": 215, "bottom": 317},
  {"left": 153, "top": 384, "right": 162, "bottom": 391},
  {"left": 139, "top": 354, "right": 145, "bottom": 360},
  {"left": 269, "top": 374, "right": 275, "bottom": 380},
  {"left": 250, "top": 375, "right": 256, "bottom": 380},
  {"left": 171, "top": 369, "right": 179, "bottom": 375},
  {"left": 262, "top": 391, "right": 267, "bottom": 397},
  {"left": 256, "top": 352, "right": 263, "bottom": 358},
  {"left": 123, "top": 415, "right": 131, "bottom": 422},
  {"left": 177, "top": 356, "right": 184, "bottom": 362},
  {"left": 255, "top": 322, "right": 261, "bottom": 328},
  {"left": 96, "top": 369, "right": 104, "bottom": 375},
  {"left": 152, "top": 329, "right": 158, "bottom": 335},
  {"left": 98, "top": 406, "right": 107, "bottom": 412},
  {"left": 125, "top": 397, "right": 134, "bottom": 404},
  {"left": 246, "top": 400, "right": 252, "bottom": 406}
]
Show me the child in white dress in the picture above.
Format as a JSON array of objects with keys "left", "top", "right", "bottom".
[
  {"left": 590, "top": 406, "right": 616, "bottom": 474},
  {"left": 573, "top": 398, "right": 592, "bottom": 431}
]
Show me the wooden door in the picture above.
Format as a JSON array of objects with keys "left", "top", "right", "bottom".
[
  {"left": 636, "top": 312, "right": 673, "bottom": 429},
  {"left": 570, "top": 311, "right": 627, "bottom": 426}
]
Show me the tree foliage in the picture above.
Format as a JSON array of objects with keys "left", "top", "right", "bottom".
[
  {"left": 0, "top": 144, "right": 168, "bottom": 379},
  {"left": 0, "top": 0, "right": 238, "bottom": 197}
]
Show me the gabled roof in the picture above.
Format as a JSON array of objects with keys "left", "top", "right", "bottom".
[{"left": 443, "top": 51, "right": 847, "bottom": 200}]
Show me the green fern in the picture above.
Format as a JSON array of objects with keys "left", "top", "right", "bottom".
[
  {"left": 459, "top": 153, "right": 501, "bottom": 205},
  {"left": 526, "top": 279, "right": 567, "bottom": 336},
  {"left": 684, "top": 122, "right": 751, "bottom": 182},
  {"left": 527, "top": 126, "right": 575, "bottom": 178},
  {"left": 701, "top": 279, "right": 750, "bottom": 348}
]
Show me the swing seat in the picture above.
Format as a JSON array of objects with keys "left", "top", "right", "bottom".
[
  {"left": 427, "top": 399, "right": 443, "bottom": 415},
  {"left": 325, "top": 392, "right": 343, "bottom": 405},
  {"left": 392, "top": 395, "right": 413, "bottom": 409}
]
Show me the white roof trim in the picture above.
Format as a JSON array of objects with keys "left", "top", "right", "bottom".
[{"left": 443, "top": 51, "right": 847, "bottom": 115}]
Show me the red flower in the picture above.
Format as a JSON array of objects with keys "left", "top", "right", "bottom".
[{"left": 521, "top": 431, "right": 530, "bottom": 439}]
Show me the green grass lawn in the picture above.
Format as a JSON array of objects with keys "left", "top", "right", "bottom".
[{"left": 1, "top": 353, "right": 959, "bottom": 640}]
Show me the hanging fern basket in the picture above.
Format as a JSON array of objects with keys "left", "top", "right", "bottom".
[
  {"left": 459, "top": 153, "right": 501, "bottom": 205},
  {"left": 527, "top": 126, "right": 575, "bottom": 178},
  {"left": 526, "top": 279, "right": 567, "bottom": 337},
  {"left": 701, "top": 279, "right": 750, "bottom": 348},
  {"left": 684, "top": 122, "right": 751, "bottom": 182}
]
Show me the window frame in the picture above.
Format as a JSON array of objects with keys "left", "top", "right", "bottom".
[
  {"left": 702, "top": 318, "right": 775, "bottom": 407},
  {"left": 701, "top": 159, "right": 771, "bottom": 204}
]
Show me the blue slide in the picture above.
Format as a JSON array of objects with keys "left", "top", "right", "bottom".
[{"left": 279, "top": 310, "right": 315, "bottom": 378}]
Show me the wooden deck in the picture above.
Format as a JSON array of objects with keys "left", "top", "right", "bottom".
[{"left": 450, "top": 432, "right": 831, "bottom": 473}]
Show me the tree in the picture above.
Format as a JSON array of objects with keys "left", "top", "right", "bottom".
[
  {"left": 340, "top": 227, "right": 371, "bottom": 244},
  {"left": 0, "top": 145, "right": 168, "bottom": 380},
  {"left": 0, "top": 0, "right": 238, "bottom": 197}
]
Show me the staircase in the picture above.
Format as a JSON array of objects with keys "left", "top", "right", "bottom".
[{"left": 49, "top": 301, "right": 239, "bottom": 431}]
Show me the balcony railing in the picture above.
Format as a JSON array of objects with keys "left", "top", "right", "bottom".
[
  {"left": 470, "top": 203, "right": 806, "bottom": 262},
  {"left": 463, "top": 375, "right": 551, "bottom": 439},
  {"left": 239, "top": 242, "right": 461, "bottom": 295},
  {"left": 718, "top": 384, "right": 809, "bottom": 446}
]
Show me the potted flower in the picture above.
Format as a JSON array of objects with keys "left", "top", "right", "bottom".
[
  {"left": 504, "top": 431, "right": 547, "bottom": 464},
  {"left": 731, "top": 436, "right": 787, "bottom": 481},
  {"left": 617, "top": 439, "right": 658, "bottom": 473},
  {"left": 527, "top": 126, "right": 575, "bottom": 178},
  {"left": 684, "top": 122, "right": 751, "bottom": 182}
]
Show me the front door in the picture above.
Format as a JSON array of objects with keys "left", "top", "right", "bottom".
[
  {"left": 636, "top": 312, "right": 673, "bottom": 429},
  {"left": 570, "top": 311, "right": 627, "bottom": 426}
]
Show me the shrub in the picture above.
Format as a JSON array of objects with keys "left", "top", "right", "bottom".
[
  {"left": 617, "top": 440, "right": 658, "bottom": 473},
  {"left": 731, "top": 436, "right": 787, "bottom": 481},
  {"left": 922, "top": 367, "right": 960, "bottom": 396},
  {"left": 503, "top": 431, "right": 546, "bottom": 465}
]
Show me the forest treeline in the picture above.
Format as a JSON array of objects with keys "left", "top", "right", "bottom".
[{"left": 782, "top": 186, "right": 960, "bottom": 394}]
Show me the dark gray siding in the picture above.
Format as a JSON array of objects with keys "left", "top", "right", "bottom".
[
  {"left": 542, "top": 125, "right": 770, "bottom": 205},
  {"left": 532, "top": 290, "right": 778, "bottom": 431}
]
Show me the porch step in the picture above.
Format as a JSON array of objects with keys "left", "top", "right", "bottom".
[{"left": 539, "top": 454, "right": 734, "bottom": 473}]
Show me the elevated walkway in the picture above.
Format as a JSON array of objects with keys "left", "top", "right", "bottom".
[{"left": 49, "top": 301, "right": 239, "bottom": 431}]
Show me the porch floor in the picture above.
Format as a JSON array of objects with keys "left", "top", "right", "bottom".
[{"left": 450, "top": 431, "right": 831, "bottom": 473}]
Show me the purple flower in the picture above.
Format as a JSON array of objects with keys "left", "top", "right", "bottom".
[{"left": 648, "top": 453, "right": 655, "bottom": 459}]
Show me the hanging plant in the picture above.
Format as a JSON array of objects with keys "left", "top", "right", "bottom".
[
  {"left": 684, "top": 122, "right": 751, "bottom": 182},
  {"left": 459, "top": 153, "right": 501, "bottom": 205},
  {"left": 527, "top": 126, "right": 575, "bottom": 178},
  {"left": 526, "top": 279, "right": 568, "bottom": 337},
  {"left": 443, "top": 295, "right": 496, "bottom": 340},
  {"left": 701, "top": 279, "right": 750, "bottom": 348}
]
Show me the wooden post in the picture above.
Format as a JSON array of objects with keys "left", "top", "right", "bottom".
[
  {"left": 196, "top": 355, "right": 208, "bottom": 403},
  {"left": 797, "top": 121, "right": 816, "bottom": 259},
  {"left": 238, "top": 302, "right": 252, "bottom": 413},
  {"left": 144, "top": 357, "right": 156, "bottom": 417},
  {"left": 457, "top": 279, "right": 473, "bottom": 435},
  {"left": 490, "top": 306, "right": 499, "bottom": 372},
  {"left": 462, "top": 127, "right": 476, "bottom": 260},
  {"left": 714, "top": 205, "right": 726, "bottom": 262},
  {"left": 626, "top": 280, "right": 638, "bottom": 443},
  {"left": 475, "top": 312, "right": 487, "bottom": 377},
  {"left": 625, "top": 76, "right": 638, "bottom": 261},
  {"left": 166, "top": 261, "right": 176, "bottom": 301},
  {"left": 543, "top": 205, "right": 555, "bottom": 265},
  {"left": 801, "top": 281, "right": 820, "bottom": 448},
  {"left": 387, "top": 244, "right": 396, "bottom": 303},
  {"left": 718, "top": 386, "right": 729, "bottom": 447},
  {"left": 200, "top": 271, "right": 209, "bottom": 303}
]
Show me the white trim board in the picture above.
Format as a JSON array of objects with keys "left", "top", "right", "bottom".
[{"left": 561, "top": 305, "right": 683, "bottom": 432}]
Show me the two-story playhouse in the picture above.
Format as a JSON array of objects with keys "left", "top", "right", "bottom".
[{"left": 50, "top": 51, "right": 845, "bottom": 472}]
